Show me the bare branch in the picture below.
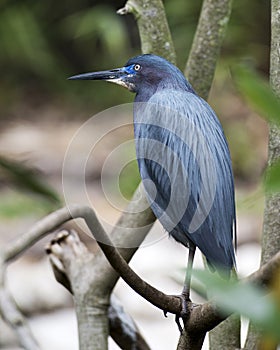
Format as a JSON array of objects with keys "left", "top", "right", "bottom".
[
  {"left": 117, "top": 0, "right": 176, "bottom": 64},
  {"left": 109, "top": 296, "right": 151, "bottom": 350},
  {"left": 6, "top": 203, "right": 280, "bottom": 332},
  {"left": 2, "top": 184, "right": 154, "bottom": 350},
  {"left": 3, "top": 200, "right": 280, "bottom": 349},
  {"left": 208, "top": 314, "right": 240, "bottom": 350},
  {"left": 248, "top": 250, "right": 280, "bottom": 287},
  {"left": 177, "top": 327, "right": 206, "bottom": 350},
  {"left": 47, "top": 230, "right": 151, "bottom": 350},
  {"left": 85, "top": 214, "right": 280, "bottom": 335},
  {"left": 3, "top": 206, "right": 74, "bottom": 263}
]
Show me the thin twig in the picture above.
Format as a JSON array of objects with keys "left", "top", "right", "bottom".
[{"left": 3, "top": 206, "right": 74, "bottom": 262}]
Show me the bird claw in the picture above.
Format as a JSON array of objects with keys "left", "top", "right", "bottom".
[
  {"left": 163, "top": 294, "right": 192, "bottom": 334},
  {"left": 175, "top": 314, "right": 184, "bottom": 334}
]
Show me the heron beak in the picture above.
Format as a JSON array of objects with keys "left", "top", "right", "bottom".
[{"left": 68, "top": 67, "right": 135, "bottom": 91}]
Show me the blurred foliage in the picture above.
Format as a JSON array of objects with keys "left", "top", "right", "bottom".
[
  {"left": 223, "top": 0, "right": 270, "bottom": 72},
  {"left": 193, "top": 269, "right": 280, "bottom": 342},
  {"left": 226, "top": 122, "right": 260, "bottom": 181},
  {"left": 0, "top": 1, "right": 134, "bottom": 113},
  {"left": 0, "top": 0, "right": 272, "bottom": 212},
  {"left": 0, "top": 155, "right": 61, "bottom": 211},
  {"left": 209, "top": 63, "right": 268, "bottom": 184},
  {"left": 0, "top": 189, "right": 57, "bottom": 218},
  {"left": 0, "top": 0, "right": 270, "bottom": 114},
  {"left": 233, "top": 66, "right": 280, "bottom": 126},
  {"left": 232, "top": 66, "right": 280, "bottom": 193}
]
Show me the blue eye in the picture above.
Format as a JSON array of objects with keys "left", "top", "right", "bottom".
[{"left": 134, "top": 64, "right": 141, "bottom": 71}]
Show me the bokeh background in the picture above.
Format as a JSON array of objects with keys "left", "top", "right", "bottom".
[{"left": 0, "top": 0, "right": 270, "bottom": 349}]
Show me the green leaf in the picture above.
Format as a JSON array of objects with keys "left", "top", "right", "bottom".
[
  {"left": 192, "top": 269, "right": 280, "bottom": 340},
  {"left": 232, "top": 66, "right": 280, "bottom": 125}
]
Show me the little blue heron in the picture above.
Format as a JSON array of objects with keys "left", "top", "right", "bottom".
[{"left": 69, "top": 54, "right": 236, "bottom": 307}]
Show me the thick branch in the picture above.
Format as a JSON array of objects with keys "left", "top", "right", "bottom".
[
  {"left": 208, "top": 314, "right": 240, "bottom": 350},
  {"left": 109, "top": 296, "right": 151, "bottom": 350},
  {"left": 245, "top": 2, "right": 280, "bottom": 348},
  {"left": 83, "top": 209, "right": 280, "bottom": 334},
  {"left": 261, "top": 0, "right": 280, "bottom": 266},
  {"left": 248, "top": 250, "right": 280, "bottom": 286},
  {"left": 3, "top": 200, "right": 280, "bottom": 350},
  {"left": 117, "top": 0, "right": 176, "bottom": 64},
  {"left": 177, "top": 328, "right": 206, "bottom": 350},
  {"left": 185, "top": 0, "right": 233, "bottom": 100},
  {"left": 9, "top": 204, "right": 280, "bottom": 334},
  {"left": 80, "top": 206, "right": 182, "bottom": 314},
  {"left": 47, "top": 230, "right": 151, "bottom": 350},
  {"left": 2, "top": 204, "right": 178, "bottom": 311},
  {"left": 2, "top": 185, "right": 154, "bottom": 350}
]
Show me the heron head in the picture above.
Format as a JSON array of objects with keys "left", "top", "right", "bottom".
[{"left": 68, "top": 54, "right": 189, "bottom": 94}]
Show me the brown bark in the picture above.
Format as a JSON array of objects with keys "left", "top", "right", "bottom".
[{"left": 117, "top": 0, "right": 176, "bottom": 64}]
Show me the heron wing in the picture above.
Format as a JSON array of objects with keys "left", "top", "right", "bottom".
[{"left": 133, "top": 89, "right": 236, "bottom": 271}]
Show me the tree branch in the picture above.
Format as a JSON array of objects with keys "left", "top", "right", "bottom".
[
  {"left": 184, "top": 0, "right": 233, "bottom": 100},
  {"left": 109, "top": 295, "right": 151, "bottom": 350},
  {"left": 248, "top": 250, "right": 280, "bottom": 286},
  {"left": 47, "top": 230, "right": 151, "bottom": 350},
  {"left": 117, "top": 0, "right": 176, "bottom": 64},
  {"left": 14, "top": 204, "right": 279, "bottom": 334},
  {"left": 3, "top": 202, "right": 280, "bottom": 349},
  {"left": 245, "top": 1, "right": 280, "bottom": 347},
  {"left": 261, "top": 0, "right": 280, "bottom": 270},
  {"left": 80, "top": 210, "right": 280, "bottom": 334},
  {"left": 3, "top": 207, "right": 74, "bottom": 263},
  {"left": 2, "top": 184, "right": 154, "bottom": 350}
]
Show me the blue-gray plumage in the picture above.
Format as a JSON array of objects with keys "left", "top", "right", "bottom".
[{"left": 69, "top": 54, "right": 236, "bottom": 300}]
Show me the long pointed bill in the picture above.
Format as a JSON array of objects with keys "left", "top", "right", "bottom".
[
  {"left": 68, "top": 67, "right": 135, "bottom": 91},
  {"left": 68, "top": 67, "right": 126, "bottom": 81}
]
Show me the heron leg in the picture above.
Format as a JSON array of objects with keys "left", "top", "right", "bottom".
[
  {"left": 174, "top": 242, "right": 196, "bottom": 333},
  {"left": 182, "top": 241, "right": 196, "bottom": 300}
]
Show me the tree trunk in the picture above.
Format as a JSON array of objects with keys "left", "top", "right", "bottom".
[
  {"left": 118, "top": 0, "right": 176, "bottom": 64},
  {"left": 208, "top": 314, "right": 240, "bottom": 350},
  {"left": 244, "top": 0, "right": 280, "bottom": 348}
]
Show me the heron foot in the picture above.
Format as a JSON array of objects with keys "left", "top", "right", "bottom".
[
  {"left": 163, "top": 294, "right": 192, "bottom": 334},
  {"left": 176, "top": 293, "right": 192, "bottom": 334}
]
